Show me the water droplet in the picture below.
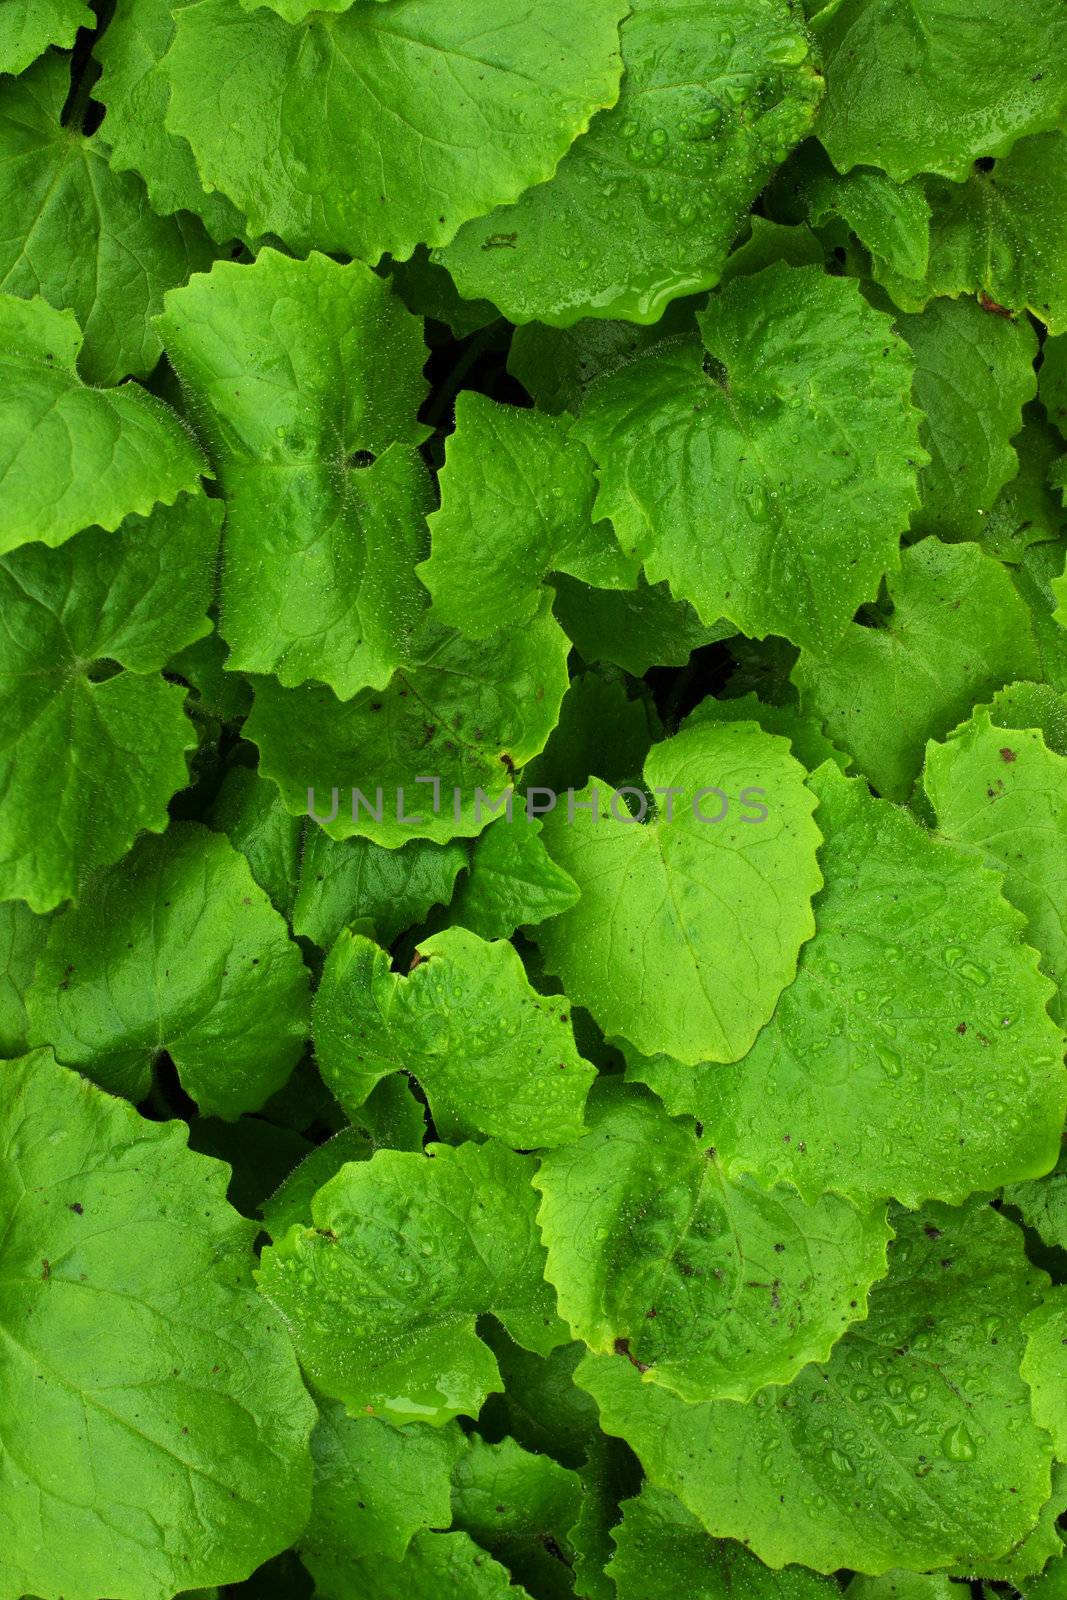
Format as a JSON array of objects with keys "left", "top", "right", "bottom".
[{"left": 941, "top": 1422, "right": 976, "bottom": 1461}]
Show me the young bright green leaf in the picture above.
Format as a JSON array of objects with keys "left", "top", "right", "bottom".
[
  {"left": 874, "top": 136, "right": 1067, "bottom": 334},
  {"left": 301, "top": 1403, "right": 464, "bottom": 1589},
  {"left": 261, "top": 1090, "right": 427, "bottom": 1239},
  {"left": 315, "top": 926, "right": 594, "bottom": 1147},
  {"left": 0, "top": 900, "right": 47, "bottom": 1056},
  {"left": 812, "top": 0, "right": 1067, "bottom": 182},
  {"left": 609, "top": 1484, "right": 839, "bottom": 1600},
  {"left": 630, "top": 763, "right": 1067, "bottom": 1206},
  {"left": 924, "top": 708, "right": 1067, "bottom": 1025},
  {"left": 848, "top": 1578, "right": 958, "bottom": 1600},
  {"left": 436, "top": 0, "right": 823, "bottom": 326},
  {"left": 247, "top": 597, "right": 571, "bottom": 848},
  {"left": 256, "top": 1140, "right": 567, "bottom": 1425},
  {"left": 983, "top": 682, "right": 1067, "bottom": 758},
  {"left": 0, "top": 0, "right": 92, "bottom": 76},
  {"left": 0, "top": 493, "right": 219, "bottom": 910},
  {"left": 449, "top": 814, "right": 579, "bottom": 942},
  {"left": 794, "top": 539, "right": 1039, "bottom": 803},
  {"left": 574, "top": 264, "right": 925, "bottom": 652},
  {"left": 419, "top": 392, "right": 636, "bottom": 639},
  {"left": 553, "top": 572, "right": 732, "bottom": 676},
  {"left": 451, "top": 1434, "right": 584, "bottom": 1600},
  {"left": 294, "top": 830, "right": 467, "bottom": 951},
  {"left": 0, "top": 52, "right": 215, "bottom": 387},
  {"left": 0, "top": 1050, "right": 316, "bottom": 1600},
  {"left": 94, "top": 0, "right": 247, "bottom": 240},
  {"left": 534, "top": 719, "right": 822, "bottom": 1065},
  {"left": 1022, "top": 1289, "right": 1067, "bottom": 1461},
  {"left": 27, "top": 821, "right": 311, "bottom": 1117},
  {"left": 0, "top": 292, "right": 207, "bottom": 553},
  {"left": 901, "top": 297, "right": 1038, "bottom": 541},
  {"left": 239, "top": 0, "right": 357, "bottom": 19},
  {"left": 164, "top": 0, "right": 627, "bottom": 262},
  {"left": 169, "top": 626, "right": 254, "bottom": 724},
  {"left": 158, "top": 249, "right": 431, "bottom": 696},
  {"left": 780, "top": 142, "right": 931, "bottom": 282},
  {"left": 534, "top": 1081, "right": 890, "bottom": 1403},
  {"left": 578, "top": 1201, "right": 1055, "bottom": 1574}
]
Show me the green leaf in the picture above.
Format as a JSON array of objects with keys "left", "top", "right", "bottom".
[
  {"left": 1005, "top": 1150, "right": 1067, "bottom": 1252},
  {"left": 310, "top": 1529, "right": 528, "bottom": 1600},
  {"left": 577, "top": 1200, "right": 1055, "bottom": 1574},
  {"left": 0, "top": 1049, "right": 315, "bottom": 1600},
  {"left": 553, "top": 572, "right": 732, "bottom": 676},
  {"left": 977, "top": 408, "right": 1067, "bottom": 564},
  {"left": 0, "top": 292, "right": 207, "bottom": 554},
  {"left": 157, "top": 249, "right": 431, "bottom": 696},
  {"left": 26, "top": 821, "right": 311, "bottom": 1117},
  {"left": 294, "top": 830, "right": 467, "bottom": 950},
  {"left": 0, "top": 51, "right": 216, "bottom": 386},
  {"left": 874, "top": 135, "right": 1067, "bottom": 334},
  {"left": 186, "top": 1114, "right": 312, "bottom": 1220},
  {"left": 793, "top": 538, "right": 1039, "bottom": 803},
  {"left": 983, "top": 681, "right": 1067, "bottom": 759},
  {"left": 812, "top": 0, "right": 1067, "bottom": 182},
  {"left": 301, "top": 1403, "right": 464, "bottom": 1589},
  {"left": 1043, "top": 334, "right": 1067, "bottom": 441},
  {"left": 418, "top": 392, "right": 636, "bottom": 639},
  {"left": 169, "top": 626, "right": 254, "bottom": 724},
  {"left": 1012, "top": 539, "right": 1067, "bottom": 695},
  {"left": 1022, "top": 1288, "right": 1067, "bottom": 1461},
  {"left": 608, "top": 1483, "right": 839, "bottom": 1600},
  {"left": 847, "top": 1577, "right": 958, "bottom": 1600},
  {"left": 923, "top": 707, "right": 1067, "bottom": 1026},
  {"left": 94, "top": 0, "right": 247, "bottom": 240},
  {"left": 629, "top": 763, "right": 1067, "bottom": 1206},
  {"left": 261, "top": 1089, "right": 427, "bottom": 1239},
  {"left": 508, "top": 298, "right": 700, "bottom": 415},
  {"left": 209, "top": 766, "right": 304, "bottom": 920},
  {"left": 164, "top": 0, "right": 627, "bottom": 261},
  {"left": 239, "top": 0, "right": 358, "bottom": 20},
  {"left": 477, "top": 1329, "right": 602, "bottom": 1471},
  {"left": 900, "top": 296, "right": 1038, "bottom": 542},
  {"left": 315, "top": 926, "right": 595, "bottom": 1147},
  {"left": 682, "top": 691, "right": 850, "bottom": 774},
  {"left": 246, "top": 597, "right": 571, "bottom": 847},
  {"left": 0, "top": 492, "right": 219, "bottom": 910},
  {"left": 0, "top": 0, "right": 92, "bottom": 75},
  {"left": 449, "top": 814, "right": 580, "bottom": 941},
  {"left": 534, "top": 719, "right": 823, "bottom": 1065},
  {"left": 0, "top": 899, "right": 47, "bottom": 1056},
  {"left": 574, "top": 264, "right": 925, "bottom": 652},
  {"left": 436, "top": 0, "right": 822, "bottom": 326},
  {"left": 779, "top": 142, "right": 931, "bottom": 282},
  {"left": 451, "top": 1434, "right": 584, "bottom": 1600},
  {"left": 524, "top": 672, "right": 660, "bottom": 797},
  {"left": 534, "top": 1080, "right": 890, "bottom": 1403},
  {"left": 256, "top": 1139, "right": 567, "bottom": 1425}
]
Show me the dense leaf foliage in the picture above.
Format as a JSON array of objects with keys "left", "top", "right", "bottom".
[{"left": 1, "top": 4, "right": 1065, "bottom": 1598}]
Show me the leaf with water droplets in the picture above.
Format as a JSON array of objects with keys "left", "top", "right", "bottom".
[
  {"left": 572, "top": 264, "right": 925, "bottom": 652},
  {"left": 162, "top": 0, "right": 627, "bottom": 262},
  {"left": 794, "top": 539, "right": 1039, "bottom": 803},
  {"left": 870, "top": 134, "right": 1067, "bottom": 335},
  {"left": 451, "top": 1434, "right": 584, "bottom": 1600},
  {"left": 418, "top": 392, "right": 636, "bottom": 639},
  {"left": 0, "top": 1050, "right": 316, "bottom": 1600},
  {"left": 812, "top": 0, "right": 1067, "bottom": 182},
  {"left": 924, "top": 706, "right": 1067, "bottom": 1026},
  {"left": 245, "top": 596, "right": 571, "bottom": 848},
  {"left": 436, "top": 0, "right": 822, "bottom": 325},
  {"left": 534, "top": 1080, "right": 890, "bottom": 1403},
  {"left": 628, "top": 763, "right": 1067, "bottom": 1206},
  {"left": 294, "top": 828, "right": 468, "bottom": 950},
  {"left": 577, "top": 1200, "right": 1055, "bottom": 1574},
  {"left": 315, "top": 926, "right": 594, "bottom": 1148},
  {"left": 609, "top": 1482, "right": 839, "bottom": 1600},
  {"left": 533, "top": 718, "right": 823, "bottom": 1065},
  {"left": 448, "top": 813, "right": 579, "bottom": 941},
  {"left": 0, "top": 492, "right": 219, "bottom": 911},
  {"left": 26, "top": 822, "right": 311, "bottom": 1117},
  {"left": 257, "top": 1139, "right": 567, "bottom": 1425},
  {"left": 157, "top": 249, "right": 432, "bottom": 698},
  {"left": 1022, "top": 1288, "right": 1067, "bottom": 1461}
]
